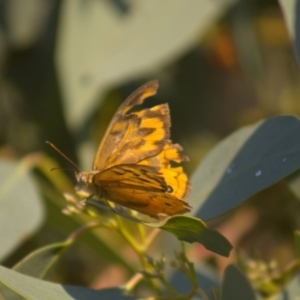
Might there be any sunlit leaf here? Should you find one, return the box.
[1,240,72,300]
[0,265,134,300]
[279,0,300,65]
[190,116,300,220]
[4,0,51,48]
[13,241,72,278]
[0,157,45,261]
[86,199,232,256]
[274,272,300,300]
[56,0,238,129]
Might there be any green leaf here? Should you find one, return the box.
[56,0,238,129]
[0,265,134,300]
[1,240,72,300]
[278,0,300,65]
[190,116,300,220]
[274,272,300,300]
[294,231,300,259]
[0,157,45,261]
[88,202,232,257]
[3,0,50,48]
[221,265,257,300]
[159,216,232,257]
[12,241,72,278]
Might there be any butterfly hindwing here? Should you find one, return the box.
[92,164,190,217]
[103,188,191,217]
[139,142,191,200]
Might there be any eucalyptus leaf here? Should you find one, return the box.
[294,231,300,259]
[4,0,51,48]
[170,263,219,295]
[279,0,300,65]
[190,116,300,220]
[1,240,73,300]
[0,265,134,300]
[56,0,237,129]
[221,265,257,300]
[87,199,232,256]
[275,272,300,300]
[159,216,232,257]
[0,158,44,261]
[12,240,72,278]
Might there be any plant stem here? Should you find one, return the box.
[144,227,161,250]
[115,214,143,253]
[123,273,144,293]
[66,221,101,242]
[114,214,162,294]
[158,274,178,296]
[137,221,146,244]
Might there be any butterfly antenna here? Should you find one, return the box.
[50,167,79,172]
[46,141,81,172]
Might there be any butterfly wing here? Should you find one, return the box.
[92,164,191,217]
[139,142,191,200]
[100,188,191,218]
[92,81,171,171]
[93,164,168,191]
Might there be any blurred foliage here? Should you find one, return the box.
[1,0,300,299]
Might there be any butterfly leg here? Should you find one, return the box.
[80,193,94,206]
[104,199,119,214]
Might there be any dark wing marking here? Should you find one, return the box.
[92,164,168,192]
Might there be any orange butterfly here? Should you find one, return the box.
[77,80,191,218]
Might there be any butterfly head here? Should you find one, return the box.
[75,171,100,197]
[76,171,93,185]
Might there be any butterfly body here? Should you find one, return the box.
[77,81,191,218]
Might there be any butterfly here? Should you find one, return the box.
[77,80,191,218]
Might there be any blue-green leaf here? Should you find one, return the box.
[221,265,257,300]
[190,116,300,220]
[279,0,300,65]
[0,158,45,261]
[0,265,134,300]
[56,0,238,129]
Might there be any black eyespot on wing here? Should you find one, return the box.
[167,185,173,193]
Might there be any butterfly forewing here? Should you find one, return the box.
[92,81,170,171]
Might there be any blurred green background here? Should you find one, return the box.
[0,0,300,292]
